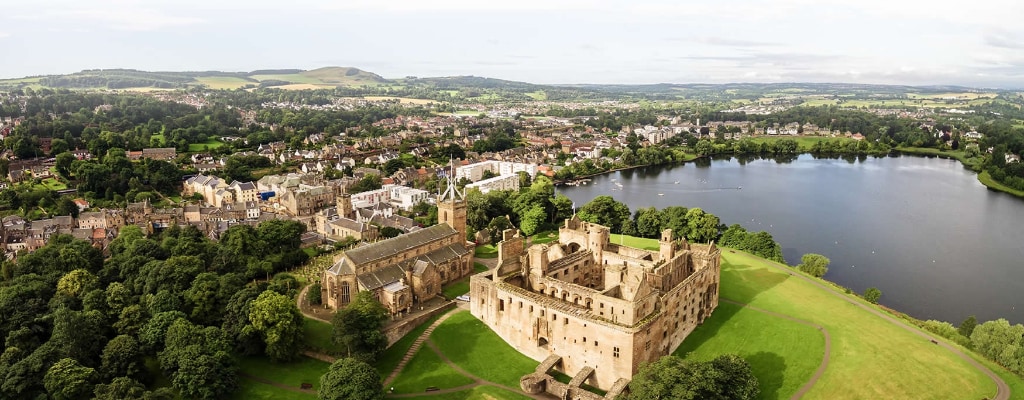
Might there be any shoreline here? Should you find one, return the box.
[556,146,1024,200]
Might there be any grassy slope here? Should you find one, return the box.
[303,317,342,355]
[674,301,824,400]
[722,250,995,399]
[979,170,1024,198]
[398,386,532,400]
[474,244,498,258]
[195,76,252,90]
[431,311,539,388]
[612,234,1000,399]
[237,356,329,390]
[390,344,475,394]
[374,312,446,376]
[232,378,316,400]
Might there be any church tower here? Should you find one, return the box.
[437,160,467,242]
[336,193,353,220]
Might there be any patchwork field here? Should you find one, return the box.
[195,76,253,90]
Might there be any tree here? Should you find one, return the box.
[93,377,175,400]
[308,282,323,305]
[695,139,713,156]
[684,207,721,243]
[247,290,305,361]
[100,335,144,381]
[519,204,546,236]
[56,268,99,298]
[797,253,830,278]
[56,152,75,178]
[634,207,663,238]
[318,357,384,400]
[44,358,96,400]
[159,319,237,400]
[332,291,388,363]
[971,319,1024,366]
[624,354,759,400]
[577,195,631,234]
[959,315,978,338]
[863,287,882,304]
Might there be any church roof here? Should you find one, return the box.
[356,264,406,291]
[343,224,457,266]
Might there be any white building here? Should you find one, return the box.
[466,174,519,194]
[389,186,429,211]
[351,184,396,209]
[455,160,537,182]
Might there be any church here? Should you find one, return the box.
[321,169,472,315]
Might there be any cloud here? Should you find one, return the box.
[318,0,604,12]
[14,5,204,31]
[0,32,10,39]
[984,31,1024,50]
[691,37,780,48]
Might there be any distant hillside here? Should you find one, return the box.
[0,67,393,91]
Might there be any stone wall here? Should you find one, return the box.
[384,301,455,346]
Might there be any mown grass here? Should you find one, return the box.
[430,311,538,388]
[374,312,447,377]
[390,345,475,394]
[303,317,342,355]
[474,244,498,258]
[442,262,489,299]
[398,385,532,400]
[187,138,226,152]
[717,249,996,399]
[232,377,316,400]
[674,301,824,400]
[529,230,558,245]
[237,355,329,390]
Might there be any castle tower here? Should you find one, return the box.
[438,159,467,242]
[336,193,353,219]
[659,229,675,262]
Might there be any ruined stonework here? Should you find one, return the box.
[470,217,721,392]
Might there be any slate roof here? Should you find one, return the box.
[343,224,457,266]
[356,264,407,291]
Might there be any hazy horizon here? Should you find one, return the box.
[4,0,1023,89]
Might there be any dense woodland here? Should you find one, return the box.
[0,220,311,399]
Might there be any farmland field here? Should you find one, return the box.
[195,76,253,89]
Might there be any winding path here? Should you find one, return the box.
[753,256,1010,400]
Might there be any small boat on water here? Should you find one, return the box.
[658,193,664,196]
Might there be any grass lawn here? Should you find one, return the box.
[303,317,342,355]
[895,147,969,163]
[675,301,825,400]
[188,138,226,152]
[251,73,323,85]
[441,263,490,299]
[398,385,532,400]
[529,230,558,245]
[600,234,1001,399]
[390,345,475,394]
[474,244,497,258]
[37,178,67,191]
[718,250,997,399]
[609,233,659,251]
[233,377,316,400]
[430,311,538,388]
[375,312,447,376]
[237,355,329,390]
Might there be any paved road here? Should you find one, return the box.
[752,255,1010,400]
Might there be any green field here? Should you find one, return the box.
[978,170,1024,198]
[251,74,324,85]
[525,90,547,100]
[473,244,497,258]
[399,386,532,400]
[431,311,539,388]
[529,231,558,245]
[238,356,329,390]
[195,76,253,90]
[719,250,997,399]
[374,312,447,376]
[187,138,226,152]
[674,301,825,399]
[303,317,342,355]
[232,377,316,400]
[441,262,490,299]
[390,343,475,394]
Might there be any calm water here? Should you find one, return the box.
[557,154,1024,325]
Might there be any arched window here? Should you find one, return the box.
[341,281,351,305]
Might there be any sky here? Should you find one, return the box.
[3,0,1024,88]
